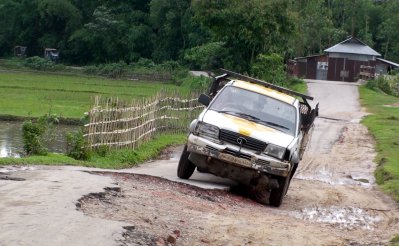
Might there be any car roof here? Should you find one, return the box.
[231,80,296,105]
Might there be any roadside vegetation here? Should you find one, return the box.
[360,78,399,202]
[0,134,186,168]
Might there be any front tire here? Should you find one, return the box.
[177,145,196,179]
[269,175,290,207]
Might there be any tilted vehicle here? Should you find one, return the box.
[177,69,318,207]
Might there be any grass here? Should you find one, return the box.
[287,78,307,94]
[0,72,187,119]
[391,235,399,245]
[359,86,399,202]
[0,134,186,168]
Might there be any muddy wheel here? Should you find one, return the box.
[269,176,290,207]
[177,145,196,179]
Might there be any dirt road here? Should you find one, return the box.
[1,79,398,245]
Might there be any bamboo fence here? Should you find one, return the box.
[84,92,204,150]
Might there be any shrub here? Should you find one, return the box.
[180,75,211,90]
[66,129,90,160]
[22,119,47,155]
[82,61,128,78]
[251,53,286,86]
[99,61,127,78]
[96,145,108,157]
[21,115,60,156]
[367,76,399,96]
[24,56,55,71]
[183,42,225,70]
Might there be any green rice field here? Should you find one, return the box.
[0,72,186,119]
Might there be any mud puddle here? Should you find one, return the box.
[292,206,382,230]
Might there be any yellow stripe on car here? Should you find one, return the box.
[223,114,278,136]
[233,80,295,104]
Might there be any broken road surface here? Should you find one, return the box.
[1,79,399,245]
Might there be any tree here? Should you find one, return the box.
[251,53,286,86]
[0,0,21,56]
[193,0,295,73]
[149,0,190,62]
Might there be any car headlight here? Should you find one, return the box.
[264,144,286,159]
[189,119,198,133]
[195,121,219,139]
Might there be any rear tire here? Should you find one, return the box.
[177,145,196,179]
[269,176,290,207]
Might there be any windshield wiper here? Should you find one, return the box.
[261,121,289,130]
[217,110,242,117]
[218,110,290,131]
[218,111,260,120]
[233,112,261,121]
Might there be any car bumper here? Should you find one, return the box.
[187,134,291,177]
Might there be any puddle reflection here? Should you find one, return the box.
[0,121,78,158]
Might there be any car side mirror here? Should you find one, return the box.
[198,94,210,106]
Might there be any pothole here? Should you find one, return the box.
[119,225,157,246]
[76,186,123,209]
[0,175,26,181]
[292,206,382,230]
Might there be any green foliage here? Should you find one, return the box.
[367,76,399,97]
[391,235,399,244]
[193,0,294,72]
[359,86,399,202]
[286,77,307,94]
[88,134,186,169]
[21,115,58,156]
[95,145,108,158]
[22,120,47,156]
[0,133,187,169]
[24,56,55,71]
[180,75,211,90]
[83,61,127,78]
[66,129,90,160]
[0,153,84,166]
[183,42,225,70]
[1,0,399,74]
[251,53,286,86]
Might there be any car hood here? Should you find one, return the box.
[202,110,295,148]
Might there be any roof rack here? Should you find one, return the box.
[220,68,314,101]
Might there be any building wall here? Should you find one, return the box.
[327,57,376,82]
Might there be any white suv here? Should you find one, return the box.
[177,70,318,207]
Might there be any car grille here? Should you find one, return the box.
[224,148,252,160]
[219,129,266,152]
[255,159,270,166]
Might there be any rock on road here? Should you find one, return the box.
[1,79,399,245]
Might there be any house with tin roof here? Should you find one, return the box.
[288,37,399,82]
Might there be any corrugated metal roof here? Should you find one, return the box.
[377,58,399,67]
[324,37,381,56]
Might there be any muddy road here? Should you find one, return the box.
[1,79,399,245]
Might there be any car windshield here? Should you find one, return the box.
[209,86,297,136]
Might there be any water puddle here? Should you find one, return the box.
[292,206,382,230]
[0,121,78,157]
